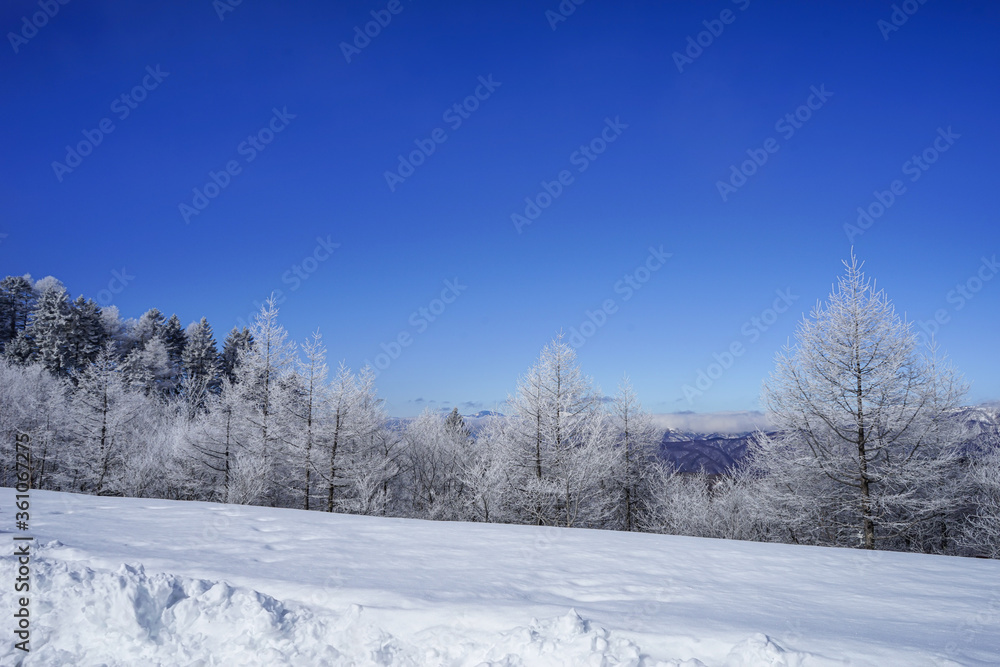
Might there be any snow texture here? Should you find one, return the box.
[1,488,998,665]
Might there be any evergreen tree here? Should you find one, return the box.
[221,327,254,383]
[161,314,187,368]
[3,331,35,365]
[32,276,64,294]
[131,308,165,350]
[121,337,178,396]
[445,407,470,441]
[25,286,72,375]
[65,296,106,372]
[118,311,185,396]
[0,275,36,352]
[99,305,129,354]
[182,317,221,409]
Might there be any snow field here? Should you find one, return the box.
[1,489,998,666]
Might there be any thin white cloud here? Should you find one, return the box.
[649,411,770,435]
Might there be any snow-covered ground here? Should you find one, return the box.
[2,489,998,666]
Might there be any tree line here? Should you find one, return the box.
[0,261,997,558]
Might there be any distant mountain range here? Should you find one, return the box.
[468,410,503,419]
[391,405,999,476]
[658,404,1000,475]
[657,431,756,476]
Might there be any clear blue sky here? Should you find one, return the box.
[3,0,998,417]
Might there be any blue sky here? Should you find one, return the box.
[2,0,998,417]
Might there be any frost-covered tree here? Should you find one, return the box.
[180,303,292,506]
[122,337,179,397]
[505,334,611,527]
[99,305,129,354]
[131,308,165,350]
[0,356,71,489]
[182,317,221,413]
[0,275,36,352]
[403,409,469,519]
[339,366,402,516]
[65,296,106,372]
[161,314,187,366]
[961,437,1000,558]
[307,363,347,510]
[221,326,254,383]
[460,414,512,523]
[313,362,355,512]
[226,296,297,505]
[32,276,64,295]
[608,376,662,531]
[646,468,769,542]
[290,331,329,510]
[186,376,241,502]
[754,253,967,550]
[445,407,470,440]
[183,318,220,385]
[22,285,72,375]
[69,344,151,495]
[9,289,105,376]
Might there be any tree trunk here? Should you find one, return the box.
[856,333,875,550]
[327,410,341,512]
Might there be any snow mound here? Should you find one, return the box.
[724,633,809,667]
[4,558,391,666]
[2,558,799,666]
[474,608,656,666]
